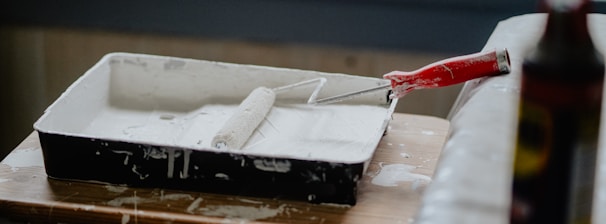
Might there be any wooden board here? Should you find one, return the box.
[0,113,449,224]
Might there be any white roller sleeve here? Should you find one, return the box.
[212,87,276,150]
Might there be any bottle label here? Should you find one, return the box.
[513,100,553,178]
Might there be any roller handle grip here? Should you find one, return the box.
[383,48,511,98]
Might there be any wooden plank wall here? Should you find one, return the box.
[0,26,461,159]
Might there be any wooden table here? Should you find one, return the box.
[0,113,449,223]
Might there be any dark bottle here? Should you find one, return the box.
[510,0,604,223]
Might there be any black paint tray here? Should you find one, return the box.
[33,53,396,205]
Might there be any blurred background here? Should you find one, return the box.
[2,0,600,160]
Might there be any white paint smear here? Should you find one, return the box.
[105,185,129,193]
[107,196,154,207]
[371,164,431,187]
[239,198,264,204]
[1,148,44,171]
[186,197,204,214]
[320,203,352,208]
[199,205,286,221]
[421,130,435,135]
[253,159,291,173]
[81,205,96,211]
[121,214,130,224]
[108,193,195,207]
[162,193,194,201]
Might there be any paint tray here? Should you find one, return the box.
[33,52,396,205]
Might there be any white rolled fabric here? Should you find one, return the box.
[212,87,276,150]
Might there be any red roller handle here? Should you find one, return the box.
[383,48,511,98]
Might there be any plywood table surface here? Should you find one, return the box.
[0,113,449,224]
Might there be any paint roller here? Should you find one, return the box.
[212,78,327,150]
[212,87,276,150]
[212,48,511,150]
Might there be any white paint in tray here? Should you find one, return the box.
[78,103,389,163]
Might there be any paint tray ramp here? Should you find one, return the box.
[34,52,396,205]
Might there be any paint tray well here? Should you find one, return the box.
[34,52,396,205]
